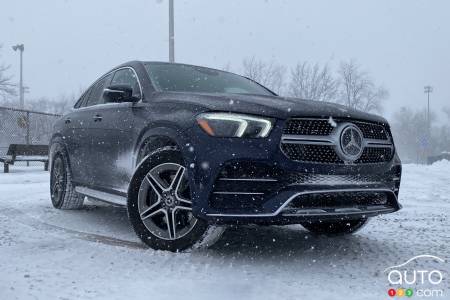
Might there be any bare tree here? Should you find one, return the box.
[242,57,286,94]
[287,62,338,102]
[25,91,80,115]
[222,62,232,72]
[338,60,388,112]
[0,45,17,101]
[391,107,420,162]
[390,107,440,163]
[443,107,450,120]
[0,92,79,115]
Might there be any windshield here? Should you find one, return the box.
[144,62,274,96]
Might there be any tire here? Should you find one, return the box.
[127,146,216,252]
[301,218,368,236]
[50,144,84,210]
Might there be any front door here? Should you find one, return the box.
[77,73,114,188]
[88,68,142,192]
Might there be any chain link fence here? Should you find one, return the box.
[0,106,61,165]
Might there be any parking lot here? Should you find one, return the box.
[0,162,449,300]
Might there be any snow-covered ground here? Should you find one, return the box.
[0,162,449,300]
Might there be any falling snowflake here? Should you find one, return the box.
[328,116,337,128]
[201,161,209,170]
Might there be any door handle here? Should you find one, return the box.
[64,118,71,124]
[93,114,103,122]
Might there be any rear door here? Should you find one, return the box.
[63,89,93,186]
[88,68,142,192]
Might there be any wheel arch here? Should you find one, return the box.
[49,135,71,172]
[133,124,194,165]
[129,126,193,199]
[135,135,178,165]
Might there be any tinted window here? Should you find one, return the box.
[74,93,85,109]
[110,68,141,99]
[74,88,92,108]
[144,63,273,96]
[85,73,113,107]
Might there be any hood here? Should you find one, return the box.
[151,92,388,124]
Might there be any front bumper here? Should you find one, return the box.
[182,119,402,225]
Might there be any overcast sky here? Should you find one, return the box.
[1,0,449,121]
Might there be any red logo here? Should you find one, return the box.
[388,289,396,297]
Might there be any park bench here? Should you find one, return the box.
[0,144,49,173]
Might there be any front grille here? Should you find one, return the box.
[287,173,386,186]
[283,118,390,140]
[281,118,394,164]
[282,144,393,164]
[284,119,333,136]
[356,147,393,164]
[352,121,389,140]
[281,144,343,164]
[287,191,389,209]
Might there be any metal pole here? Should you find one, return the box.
[19,49,23,109]
[12,44,25,109]
[26,112,30,145]
[427,92,430,165]
[169,0,175,63]
[26,111,30,167]
[424,85,433,164]
[424,86,432,137]
[427,91,430,134]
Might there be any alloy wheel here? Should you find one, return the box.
[137,163,197,240]
[51,156,66,204]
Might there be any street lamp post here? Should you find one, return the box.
[12,44,25,109]
[424,85,433,163]
[169,0,175,63]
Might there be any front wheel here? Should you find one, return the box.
[301,218,369,236]
[127,147,222,251]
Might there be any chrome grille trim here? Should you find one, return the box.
[218,178,278,182]
[281,206,395,217]
[281,134,334,145]
[212,191,265,195]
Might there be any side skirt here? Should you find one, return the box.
[74,186,127,207]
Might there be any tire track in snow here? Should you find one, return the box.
[0,207,147,250]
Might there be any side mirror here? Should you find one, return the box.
[103,85,138,103]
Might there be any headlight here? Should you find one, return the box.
[196,113,273,138]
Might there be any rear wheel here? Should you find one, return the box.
[128,147,222,251]
[301,218,368,236]
[50,149,84,210]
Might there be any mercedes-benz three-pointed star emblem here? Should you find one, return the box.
[339,124,364,161]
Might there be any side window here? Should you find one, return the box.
[85,73,113,107]
[74,88,92,108]
[81,88,92,107]
[74,94,85,109]
[110,68,141,99]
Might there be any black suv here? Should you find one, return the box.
[50,61,402,251]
